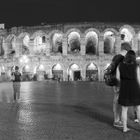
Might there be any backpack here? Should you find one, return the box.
[104,54,124,86]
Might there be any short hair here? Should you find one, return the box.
[121,42,131,51]
[15,66,19,70]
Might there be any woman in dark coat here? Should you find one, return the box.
[116,50,140,132]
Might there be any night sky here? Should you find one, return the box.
[0,0,140,28]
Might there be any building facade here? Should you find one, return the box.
[0,22,140,82]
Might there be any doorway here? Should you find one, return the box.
[74,71,81,81]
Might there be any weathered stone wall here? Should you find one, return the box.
[0,22,140,82]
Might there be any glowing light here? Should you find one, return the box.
[137,57,140,60]
[53,64,62,70]
[25,65,30,71]
[70,64,80,70]
[39,64,44,71]
[20,55,29,64]
[87,63,97,70]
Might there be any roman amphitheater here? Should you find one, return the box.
[0,22,139,82]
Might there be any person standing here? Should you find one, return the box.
[11,66,22,102]
[112,43,131,128]
[116,50,140,132]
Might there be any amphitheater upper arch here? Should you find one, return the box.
[31,30,48,39]
[119,24,135,36]
[103,28,118,36]
[5,34,17,41]
[84,28,100,37]
[18,32,31,39]
[48,30,64,38]
[64,28,82,38]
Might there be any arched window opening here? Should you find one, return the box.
[104,31,115,54]
[86,63,98,81]
[22,65,32,81]
[22,35,30,55]
[85,31,98,55]
[0,37,4,56]
[34,36,46,55]
[52,64,63,81]
[35,64,46,81]
[68,32,81,54]
[8,36,16,56]
[52,33,63,53]
[42,36,46,43]
[68,64,81,81]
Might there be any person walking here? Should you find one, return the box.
[116,50,140,132]
[11,66,22,102]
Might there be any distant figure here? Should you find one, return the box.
[116,50,140,132]
[11,66,21,102]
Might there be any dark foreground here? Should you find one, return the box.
[0,81,140,140]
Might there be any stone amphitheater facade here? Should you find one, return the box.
[0,22,140,82]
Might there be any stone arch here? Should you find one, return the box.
[0,65,5,75]
[0,36,4,57]
[21,65,33,81]
[49,30,64,54]
[18,32,31,55]
[5,34,17,56]
[84,29,99,55]
[31,30,48,55]
[119,25,135,48]
[66,31,81,54]
[52,63,63,80]
[67,63,81,81]
[31,30,47,39]
[65,29,81,54]
[86,63,98,81]
[103,30,116,54]
[33,64,46,81]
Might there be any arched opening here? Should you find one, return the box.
[86,63,98,81]
[104,31,115,54]
[52,64,63,81]
[34,36,46,55]
[68,32,81,54]
[68,64,81,81]
[35,64,46,81]
[7,36,16,57]
[85,31,98,55]
[22,35,30,55]
[22,65,32,81]
[120,28,133,46]
[52,33,63,54]
[0,36,4,56]
[0,65,8,82]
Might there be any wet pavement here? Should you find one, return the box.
[0,81,140,140]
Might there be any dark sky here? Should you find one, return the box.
[0,0,140,28]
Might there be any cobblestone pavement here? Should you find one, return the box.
[0,81,140,140]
